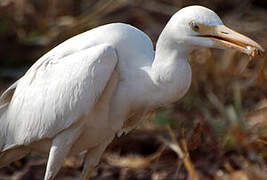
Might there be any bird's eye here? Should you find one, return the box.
[189,21,200,32]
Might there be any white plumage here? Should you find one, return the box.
[0,5,263,180]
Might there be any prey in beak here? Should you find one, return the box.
[190,22,264,57]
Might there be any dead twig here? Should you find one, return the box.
[159,125,199,180]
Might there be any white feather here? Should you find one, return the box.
[0,5,244,180]
[1,44,118,151]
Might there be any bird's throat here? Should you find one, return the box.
[150,50,192,107]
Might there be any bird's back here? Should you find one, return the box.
[38,23,155,77]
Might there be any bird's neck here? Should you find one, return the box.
[153,27,189,67]
[149,30,192,106]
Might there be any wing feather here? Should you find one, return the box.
[0,44,118,151]
[0,80,18,107]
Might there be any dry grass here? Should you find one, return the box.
[0,0,266,179]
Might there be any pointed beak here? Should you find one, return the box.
[199,25,264,57]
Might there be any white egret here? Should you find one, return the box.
[0,5,263,180]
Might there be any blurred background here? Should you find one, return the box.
[0,0,266,179]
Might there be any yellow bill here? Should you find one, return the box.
[197,24,264,57]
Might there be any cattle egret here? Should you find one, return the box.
[0,5,264,180]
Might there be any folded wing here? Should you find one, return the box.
[0,44,118,151]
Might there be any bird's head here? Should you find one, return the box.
[163,6,264,57]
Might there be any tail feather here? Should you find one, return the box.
[0,104,28,167]
[0,104,7,151]
[0,80,18,107]
[0,97,11,153]
[0,81,17,152]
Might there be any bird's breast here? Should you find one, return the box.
[150,60,192,107]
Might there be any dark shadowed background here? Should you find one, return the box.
[0,0,266,179]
